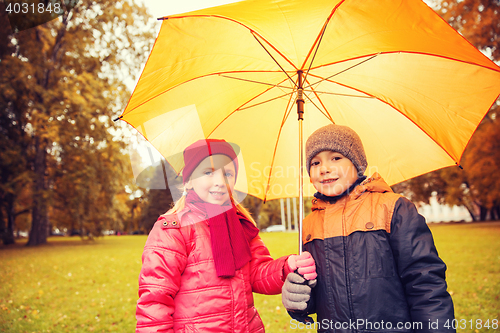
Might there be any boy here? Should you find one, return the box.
[282,124,455,332]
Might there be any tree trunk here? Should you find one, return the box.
[0,204,5,244]
[4,194,16,245]
[0,201,14,245]
[479,205,488,221]
[27,136,49,246]
[464,205,477,222]
[493,205,500,221]
[252,199,264,229]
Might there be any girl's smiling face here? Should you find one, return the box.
[185,154,236,205]
[309,150,358,197]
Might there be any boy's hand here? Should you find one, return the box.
[287,251,317,280]
[282,272,316,311]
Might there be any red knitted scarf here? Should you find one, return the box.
[186,191,259,277]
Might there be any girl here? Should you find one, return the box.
[136,139,316,333]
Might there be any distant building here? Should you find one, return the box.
[417,195,472,223]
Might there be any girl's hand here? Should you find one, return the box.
[287,252,317,280]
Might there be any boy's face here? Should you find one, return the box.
[186,154,236,205]
[309,150,358,197]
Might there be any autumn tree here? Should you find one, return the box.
[241,195,264,228]
[394,0,500,221]
[457,118,500,220]
[437,0,499,220]
[0,2,34,244]
[438,0,499,61]
[257,200,283,230]
[135,159,176,233]
[393,118,500,221]
[0,0,155,245]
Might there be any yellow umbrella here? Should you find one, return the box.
[118,0,500,249]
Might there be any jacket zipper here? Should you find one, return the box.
[341,196,357,333]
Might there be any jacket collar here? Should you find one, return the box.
[314,176,367,204]
[160,200,207,226]
[311,173,393,211]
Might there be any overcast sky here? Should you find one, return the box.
[139,0,436,19]
[139,0,241,20]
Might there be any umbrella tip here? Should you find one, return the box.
[457,163,464,170]
[113,116,123,122]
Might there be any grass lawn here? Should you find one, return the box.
[1,222,499,332]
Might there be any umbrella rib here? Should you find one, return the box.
[308,73,390,108]
[232,75,296,111]
[203,83,296,203]
[123,70,290,115]
[163,14,300,70]
[251,32,298,89]
[206,76,292,136]
[263,93,297,202]
[301,0,345,80]
[301,11,331,84]
[305,51,500,74]
[218,74,294,90]
[304,93,333,122]
[302,76,334,122]
[308,75,464,166]
[303,90,374,98]
[237,92,295,111]
[305,53,380,90]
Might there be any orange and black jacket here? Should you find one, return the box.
[293,174,455,333]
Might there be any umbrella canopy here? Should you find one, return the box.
[120,0,500,203]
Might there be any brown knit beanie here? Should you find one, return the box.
[305,124,367,177]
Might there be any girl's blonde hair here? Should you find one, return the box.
[165,191,257,226]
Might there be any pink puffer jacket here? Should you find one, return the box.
[136,204,291,333]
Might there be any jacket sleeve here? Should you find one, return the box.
[248,234,291,295]
[389,197,455,332]
[136,219,188,333]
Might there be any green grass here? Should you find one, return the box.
[0,236,145,333]
[1,223,499,333]
[429,222,500,329]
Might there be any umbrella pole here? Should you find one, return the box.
[297,71,304,254]
[298,117,304,254]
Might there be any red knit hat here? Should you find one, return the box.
[182,139,239,184]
